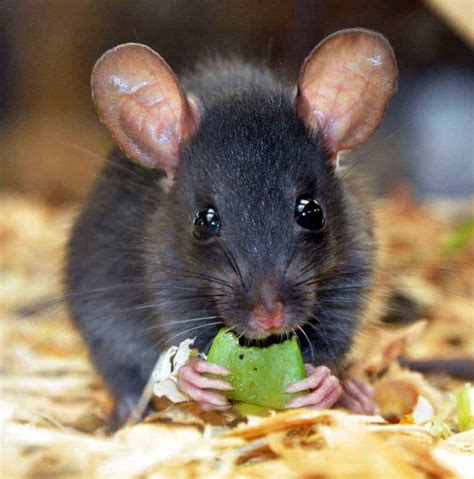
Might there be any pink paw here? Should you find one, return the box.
[177,357,233,411]
[286,364,343,409]
[337,376,380,415]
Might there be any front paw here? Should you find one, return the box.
[337,376,380,415]
[177,357,233,411]
[286,364,343,409]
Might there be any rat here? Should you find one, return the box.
[65,28,399,429]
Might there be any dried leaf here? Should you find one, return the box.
[152,338,198,403]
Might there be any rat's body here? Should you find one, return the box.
[66,29,398,427]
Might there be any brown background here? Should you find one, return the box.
[1,0,472,204]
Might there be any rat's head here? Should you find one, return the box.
[91,29,397,357]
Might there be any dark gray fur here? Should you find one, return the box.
[66,59,375,428]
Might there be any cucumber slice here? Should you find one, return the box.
[207,329,306,409]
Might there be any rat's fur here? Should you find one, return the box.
[66,59,375,427]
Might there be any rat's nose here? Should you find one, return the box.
[251,301,284,330]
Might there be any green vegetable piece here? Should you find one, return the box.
[207,329,306,409]
[442,217,474,256]
[455,383,474,432]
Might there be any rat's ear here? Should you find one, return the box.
[91,43,198,177]
[296,29,397,162]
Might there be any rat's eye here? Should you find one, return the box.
[193,207,221,240]
[294,196,325,232]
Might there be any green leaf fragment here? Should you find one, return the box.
[207,329,307,409]
[455,383,474,432]
[442,217,474,256]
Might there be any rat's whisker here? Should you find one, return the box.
[156,262,234,290]
[78,305,217,338]
[306,315,336,364]
[297,324,314,365]
[142,321,223,349]
[218,242,247,291]
[158,315,219,328]
[339,126,404,180]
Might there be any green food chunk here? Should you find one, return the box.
[207,329,306,409]
[442,217,474,256]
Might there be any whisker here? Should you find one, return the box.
[153,321,223,349]
[218,242,246,291]
[297,324,314,364]
[108,321,223,351]
[77,306,215,337]
[157,315,219,328]
[339,127,403,180]
[156,262,234,290]
[306,315,337,363]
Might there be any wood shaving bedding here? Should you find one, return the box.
[1,192,473,478]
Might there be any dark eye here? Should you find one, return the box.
[193,207,221,240]
[294,196,325,232]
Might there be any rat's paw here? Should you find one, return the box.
[337,376,380,415]
[177,357,233,411]
[286,364,343,409]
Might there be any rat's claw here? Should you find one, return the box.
[337,376,379,415]
[177,358,232,411]
[287,364,343,409]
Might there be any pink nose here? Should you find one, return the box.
[251,301,284,330]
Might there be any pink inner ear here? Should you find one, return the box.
[91,43,198,175]
[296,29,398,158]
[117,83,184,173]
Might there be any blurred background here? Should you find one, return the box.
[0,0,473,205]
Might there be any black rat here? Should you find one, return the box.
[66,28,398,428]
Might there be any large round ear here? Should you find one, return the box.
[296,28,398,162]
[91,43,198,177]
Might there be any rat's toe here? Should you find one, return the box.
[286,365,331,393]
[193,358,230,376]
[179,360,232,391]
[178,375,229,407]
[288,374,342,408]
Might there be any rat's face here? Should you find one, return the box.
[174,93,360,347]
